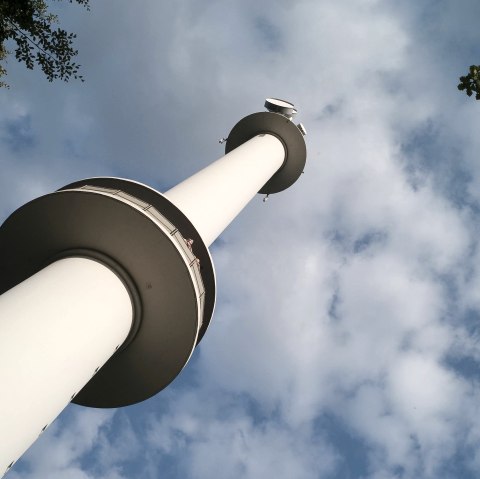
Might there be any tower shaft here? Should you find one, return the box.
[0,258,132,474]
[0,99,307,477]
[164,133,285,246]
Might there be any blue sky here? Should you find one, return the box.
[1,0,480,477]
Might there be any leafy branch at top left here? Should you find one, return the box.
[0,0,90,88]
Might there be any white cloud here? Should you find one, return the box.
[147,390,338,479]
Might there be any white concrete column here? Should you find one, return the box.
[0,258,133,476]
[164,133,285,246]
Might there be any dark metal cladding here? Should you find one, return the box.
[59,178,216,346]
[0,187,213,407]
[225,111,307,194]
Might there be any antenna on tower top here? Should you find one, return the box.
[264,98,297,119]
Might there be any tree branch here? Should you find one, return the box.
[4,17,60,65]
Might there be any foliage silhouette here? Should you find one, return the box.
[458,65,480,100]
[0,0,89,88]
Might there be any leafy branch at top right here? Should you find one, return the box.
[458,65,480,100]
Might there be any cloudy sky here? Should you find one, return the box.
[1,0,480,477]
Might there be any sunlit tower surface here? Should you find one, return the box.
[0,99,307,476]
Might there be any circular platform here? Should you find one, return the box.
[0,188,205,407]
[59,178,216,345]
[225,111,307,194]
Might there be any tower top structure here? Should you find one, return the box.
[225,98,306,195]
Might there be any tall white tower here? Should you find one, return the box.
[0,99,306,476]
